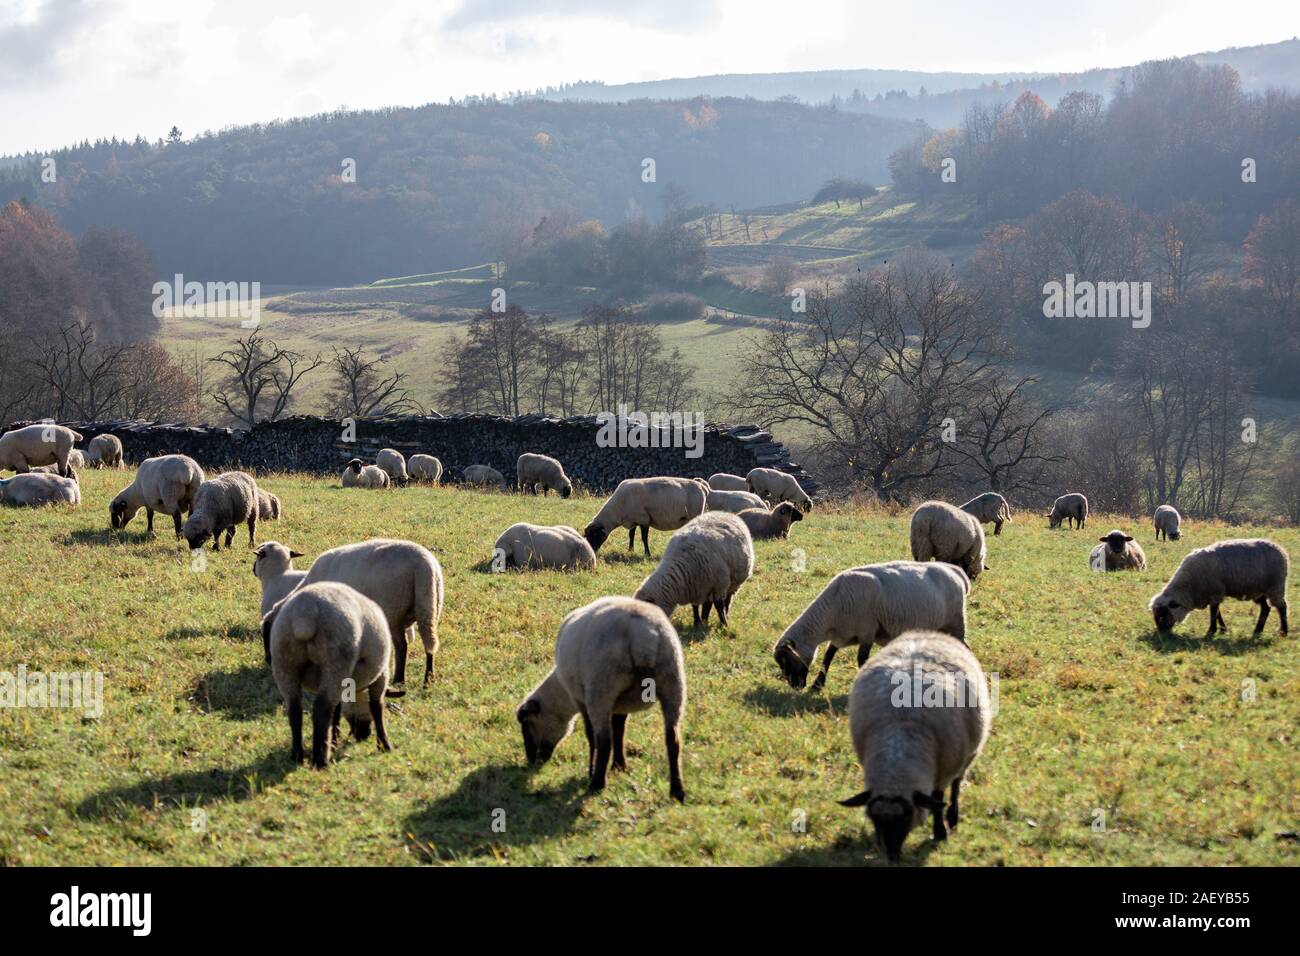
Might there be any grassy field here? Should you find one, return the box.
[0,468,1296,866]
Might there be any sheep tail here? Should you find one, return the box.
[289,604,318,642]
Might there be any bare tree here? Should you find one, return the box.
[208,330,323,427]
[27,320,135,420]
[325,346,420,418]
[949,376,1063,493]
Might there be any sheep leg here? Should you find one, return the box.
[145,508,156,536]
[1216,606,1228,632]
[993,520,1002,536]
[641,525,651,556]
[628,526,636,551]
[714,600,728,627]
[331,703,343,748]
[392,627,409,687]
[170,509,183,537]
[247,515,257,546]
[589,719,612,793]
[581,709,596,775]
[311,695,335,768]
[368,689,392,752]
[810,644,837,692]
[611,714,628,771]
[224,526,236,549]
[1254,599,1270,635]
[931,789,947,841]
[857,643,871,667]
[947,775,963,831]
[700,603,711,624]
[1278,601,1288,635]
[287,694,305,764]
[661,696,685,802]
[1205,604,1220,636]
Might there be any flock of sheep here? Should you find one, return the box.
[1,421,1292,863]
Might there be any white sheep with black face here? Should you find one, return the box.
[341,459,389,489]
[375,449,409,486]
[516,452,572,498]
[738,502,804,540]
[109,454,205,537]
[0,423,83,477]
[707,473,749,492]
[634,511,754,628]
[959,492,1012,536]
[1047,493,1089,529]
[253,541,306,618]
[408,454,443,483]
[705,489,768,514]
[493,523,596,571]
[181,472,260,552]
[583,477,707,556]
[746,467,812,513]
[0,472,80,507]
[1090,529,1146,571]
[910,500,988,583]
[1149,538,1289,637]
[1153,505,1182,541]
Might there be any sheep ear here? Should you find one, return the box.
[289,550,304,558]
[1099,537,1107,543]
[912,791,944,812]
[838,790,871,807]
[1123,535,1133,542]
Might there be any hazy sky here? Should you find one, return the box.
[1,0,1295,154]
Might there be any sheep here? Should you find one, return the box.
[705,489,768,514]
[294,538,445,689]
[708,473,750,492]
[462,464,507,490]
[109,454,205,537]
[959,492,1012,536]
[375,448,409,486]
[909,500,988,583]
[0,472,80,507]
[746,467,812,513]
[838,630,992,862]
[634,511,754,628]
[1047,492,1088,529]
[516,595,686,801]
[1154,505,1182,541]
[256,488,282,521]
[1149,538,1289,637]
[0,423,83,477]
[493,522,596,571]
[1090,530,1147,572]
[85,433,124,469]
[738,502,804,540]
[773,560,970,692]
[408,454,443,483]
[253,541,306,618]
[517,452,572,498]
[266,581,394,767]
[181,471,260,552]
[583,476,708,556]
[67,450,86,471]
[340,458,390,489]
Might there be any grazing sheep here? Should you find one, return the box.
[109,454,205,537]
[634,511,754,627]
[705,489,768,514]
[1149,538,1289,637]
[910,501,988,583]
[773,560,970,692]
[746,467,813,513]
[181,471,260,552]
[494,522,596,571]
[738,502,804,540]
[516,595,686,801]
[1047,493,1088,529]
[297,538,445,688]
[253,541,306,618]
[0,472,80,507]
[462,464,507,490]
[375,448,409,486]
[708,473,750,492]
[66,449,86,471]
[85,433,124,469]
[0,423,83,477]
[959,492,1012,536]
[266,581,394,767]
[1154,505,1182,542]
[341,458,390,489]
[839,630,993,862]
[517,452,572,498]
[408,454,443,483]
[1090,530,1147,572]
[256,489,282,521]
[583,476,708,556]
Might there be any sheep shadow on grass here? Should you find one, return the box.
[1139,628,1274,657]
[73,751,292,821]
[64,528,158,547]
[742,684,848,717]
[402,763,587,861]
[186,663,280,720]
[163,622,260,643]
[775,832,943,867]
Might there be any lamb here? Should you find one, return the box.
[708,473,750,492]
[294,538,445,688]
[85,433,124,469]
[493,522,596,571]
[1047,492,1089,529]
[375,448,409,486]
[266,581,394,767]
[1090,530,1147,572]
[408,454,443,483]
[910,500,988,583]
[253,541,306,618]
[517,452,572,498]
[738,502,804,540]
[181,471,260,552]
[256,489,282,521]
[838,630,993,862]
[0,472,80,507]
[341,458,390,489]
[516,595,686,801]
[773,560,970,692]
[746,467,813,513]
[67,450,86,471]
[109,454,205,537]
[1154,505,1182,541]
[583,476,708,556]
[1149,538,1289,637]
[634,511,754,628]
[0,423,83,477]
[705,489,768,514]
[462,464,507,490]
[959,492,1012,536]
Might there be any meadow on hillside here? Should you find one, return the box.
[0,468,1296,866]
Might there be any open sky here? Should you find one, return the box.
[1,0,1295,154]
